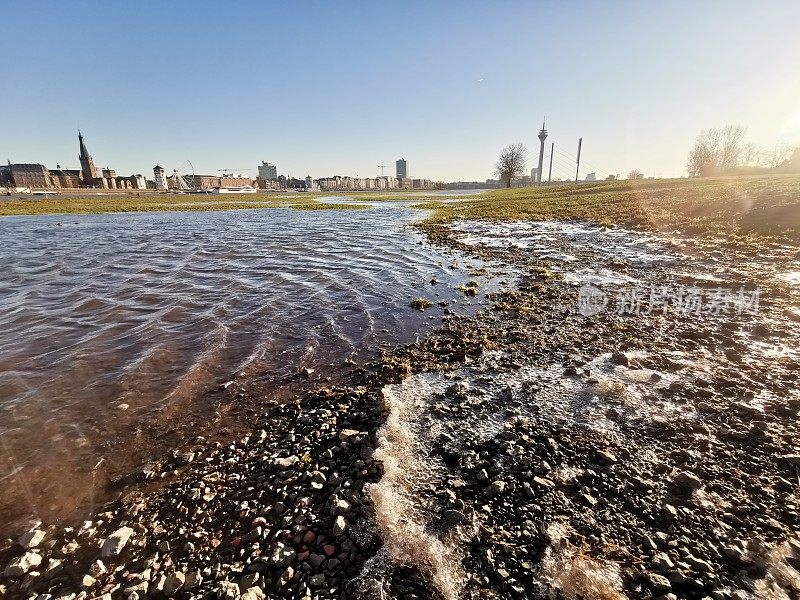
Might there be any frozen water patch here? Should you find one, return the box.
[450,220,684,268]
[780,270,800,286]
[563,268,638,287]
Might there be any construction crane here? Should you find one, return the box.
[378,165,389,176]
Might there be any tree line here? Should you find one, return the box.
[687,125,799,177]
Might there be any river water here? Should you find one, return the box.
[0,206,496,534]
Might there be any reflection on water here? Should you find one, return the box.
[0,206,490,533]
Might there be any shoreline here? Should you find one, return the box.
[1,185,800,598]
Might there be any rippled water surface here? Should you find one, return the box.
[0,206,494,533]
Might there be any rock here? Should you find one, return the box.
[101,526,134,557]
[274,456,299,469]
[672,471,703,491]
[81,574,96,589]
[641,535,658,551]
[217,581,240,600]
[339,429,362,441]
[124,581,149,596]
[279,566,294,586]
[685,554,713,572]
[442,510,466,526]
[653,553,675,571]
[611,352,629,366]
[645,573,672,591]
[333,515,347,535]
[184,570,202,591]
[241,587,265,600]
[776,454,800,467]
[241,527,261,542]
[596,449,619,464]
[308,553,326,567]
[270,545,296,568]
[42,558,63,579]
[4,552,42,578]
[532,476,556,489]
[491,480,506,494]
[308,574,326,587]
[310,471,327,489]
[89,560,107,577]
[163,571,186,597]
[19,529,46,549]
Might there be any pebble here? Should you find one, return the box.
[100,526,134,557]
[333,515,347,535]
[18,529,46,549]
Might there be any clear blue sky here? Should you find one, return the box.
[2,0,799,181]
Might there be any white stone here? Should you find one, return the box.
[101,526,134,557]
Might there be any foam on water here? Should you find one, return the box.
[367,375,467,599]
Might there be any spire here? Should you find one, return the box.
[78,130,90,160]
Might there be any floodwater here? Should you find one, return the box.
[0,206,498,534]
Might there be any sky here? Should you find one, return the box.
[1,0,800,182]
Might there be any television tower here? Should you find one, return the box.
[537,120,548,184]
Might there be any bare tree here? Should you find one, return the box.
[765,142,793,169]
[740,142,763,167]
[495,143,527,188]
[686,125,746,176]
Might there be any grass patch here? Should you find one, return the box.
[0,193,366,216]
[417,175,800,243]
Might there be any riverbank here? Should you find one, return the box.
[1,180,799,599]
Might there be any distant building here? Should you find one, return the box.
[444,180,504,190]
[0,164,12,187]
[170,174,255,190]
[153,165,168,190]
[2,133,143,191]
[305,175,313,190]
[258,161,278,181]
[396,158,407,179]
[50,165,83,188]
[131,174,147,189]
[585,172,597,182]
[8,164,53,188]
[412,178,434,189]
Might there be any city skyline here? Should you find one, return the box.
[1,1,799,181]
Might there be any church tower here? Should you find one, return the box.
[78,131,98,183]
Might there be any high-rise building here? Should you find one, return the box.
[258,161,278,181]
[396,158,407,179]
[78,131,99,182]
